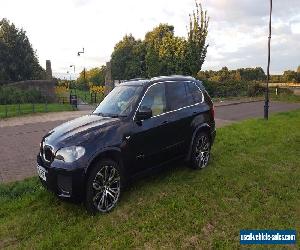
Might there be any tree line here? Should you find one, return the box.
[270,67,300,83]
[0,18,45,83]
[198,67,266,82]
[110,1,209,80]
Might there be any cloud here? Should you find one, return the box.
[1,0,299,76]
[200,0,300,73]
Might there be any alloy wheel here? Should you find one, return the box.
[92,165,121,212]
[194,135,210,168]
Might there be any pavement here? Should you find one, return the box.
[0,101,299,184]
[214,101,300,127]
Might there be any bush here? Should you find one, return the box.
[201,80,264,98]
[0,86,45,104]
[247,82,265,97]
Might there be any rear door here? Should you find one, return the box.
[164,81,204,156]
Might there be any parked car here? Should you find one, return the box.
[37,75,216,213]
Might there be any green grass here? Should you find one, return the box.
[1,110,300,248]
[270,93,300,103]
[0,103,75,118]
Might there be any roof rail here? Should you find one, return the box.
[150,75,196,81]
[124,78,148,82]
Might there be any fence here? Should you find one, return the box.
[70,89,104,105]
[0,95,75,118]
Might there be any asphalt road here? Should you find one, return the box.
[0,101,299,183]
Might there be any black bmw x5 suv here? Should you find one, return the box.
[37,75,216,213]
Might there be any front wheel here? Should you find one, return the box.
[190,132,211,169]
[85,159,122,214]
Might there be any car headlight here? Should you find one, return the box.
[55,146,85,163]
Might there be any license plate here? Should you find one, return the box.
[37,165,47,181]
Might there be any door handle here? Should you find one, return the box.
[124,133,132,141]
[161,120,168,124]
[136,153,145,160]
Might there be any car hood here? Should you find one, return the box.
[43,114,120,149]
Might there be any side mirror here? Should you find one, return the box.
[136,106,152,121]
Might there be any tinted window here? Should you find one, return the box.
[93,85,142,117]
[139,83,166,116]
[186,82,203,104]
[166,82,190,111]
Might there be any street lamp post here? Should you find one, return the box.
[70,65,75,74]
[77,48,84,56]
[67,71,71,89]
[264,0,272,120]
[77,48,86,82]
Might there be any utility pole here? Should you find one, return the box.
[264,0,272,120]
[77,48,85,82]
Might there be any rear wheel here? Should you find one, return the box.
[86,159,122,214]
[190,132,211,169]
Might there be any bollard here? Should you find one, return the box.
[18,103,21,115]
[45,101,48,112]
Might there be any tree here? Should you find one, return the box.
[109,1,209,79]
[197,67,266,82]
[233,71,242,81]
[111,34,146,80]
[297,66,300,83]
[238,67,266,81]
[77,66,106,85]
[144,24,175,77]
[159,35,187,75]
[283,70,297,82]
[185,1,209,76]
[0,18,45,82]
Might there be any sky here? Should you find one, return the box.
[1,0,300,79]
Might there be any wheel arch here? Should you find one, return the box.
[85,147,123,180]
[186,123,211,161]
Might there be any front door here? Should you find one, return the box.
[129,82,171,172]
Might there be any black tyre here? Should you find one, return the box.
[86,159,122,214]
[190,132,211,169]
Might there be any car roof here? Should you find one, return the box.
[121,75,197,87]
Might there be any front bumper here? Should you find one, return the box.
[37,154,86,200]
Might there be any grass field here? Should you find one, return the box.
[0,103,75,118]
[270,93,300,103]
[0,110,300,248]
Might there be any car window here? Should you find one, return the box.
[186,82,203,104]
[93,85,142,117]
[166,82,190,111]
[139,83,166,116]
